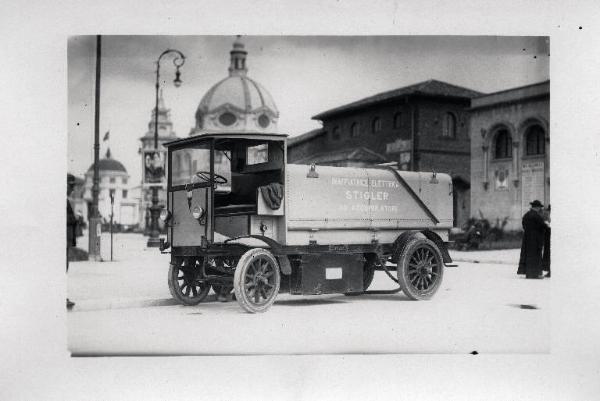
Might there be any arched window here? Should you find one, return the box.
[332,126,340,140]
[371,117,381,134]
[494,129,513,159]
[351,122,360,137]
[393,112,402,129]
[443,112,457,138]
[525,125,545,155]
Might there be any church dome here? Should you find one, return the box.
[87,149,127,173]
[193,37,279,134]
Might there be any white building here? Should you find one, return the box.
[83,149,139,228]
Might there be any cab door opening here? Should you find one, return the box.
[212,138,285,244]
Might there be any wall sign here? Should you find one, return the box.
[521,160,545,213]
[494,168,509,190]
[386,139,412,154]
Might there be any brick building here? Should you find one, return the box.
[288,80,482,228]
[469,81,549,231]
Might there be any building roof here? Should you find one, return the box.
[87,149,127,173]
[193,37,279,135]
[287,128,325,147]
[470,80,549,110]
[199,77,278,117]
[292,147,388,165]
[312,79,483,120]
[87,158,127,173]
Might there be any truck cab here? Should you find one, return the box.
[165,133,287,248]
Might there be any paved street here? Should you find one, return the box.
[68,233,549,355]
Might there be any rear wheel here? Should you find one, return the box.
[206,257,237,301]
[212,284,233,295]
[212,284,234,301]
[396,238,444,300]
[233,249,280,313]
[168,257,211,305]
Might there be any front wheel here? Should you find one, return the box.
[233,249,281,313]
[396,238,444,300]
[168,257,211,305]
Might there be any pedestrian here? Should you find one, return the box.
[542,205,551,277]
[517,200,546,279]
[67,173,78,309]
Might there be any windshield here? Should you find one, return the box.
[170,142,231,191]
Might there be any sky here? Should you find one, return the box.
[68,35,549,185]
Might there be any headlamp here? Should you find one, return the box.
[192,206,204,220]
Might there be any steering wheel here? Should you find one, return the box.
[195,171,228,185]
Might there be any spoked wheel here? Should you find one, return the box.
[396,238,444,300]
[212,284,234,300]
[168,257,211,305]
[206,257,236,301]
[233,249,281,313]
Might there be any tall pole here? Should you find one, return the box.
[147,49,185,247]
[89,35,102,261]
[110,193,114,261]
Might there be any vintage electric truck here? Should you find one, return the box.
[159,132,455,313]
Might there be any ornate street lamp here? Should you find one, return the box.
[147,49,185,247]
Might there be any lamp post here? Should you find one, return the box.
[89,35,103,261]
[147,49,185,247]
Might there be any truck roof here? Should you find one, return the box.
[163,132,288,148]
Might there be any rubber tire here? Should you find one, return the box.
[396,238,444,300]
[233,248,281,313]
[168,258,211,305]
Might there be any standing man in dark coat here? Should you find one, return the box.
[67,174,77,309]
[518,200,546,279]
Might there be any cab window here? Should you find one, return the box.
[247,143,268,165]
[170,142,211,187]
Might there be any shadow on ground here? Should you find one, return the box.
[330,293,413,302]
[274,298,348,307]
[70,297,180,312]
[508,303,540,310]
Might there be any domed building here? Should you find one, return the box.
[190,36,279,135]
[83,148,139,229]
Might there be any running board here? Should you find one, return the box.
[444,263,458,267]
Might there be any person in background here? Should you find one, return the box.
[542,205,551,278]
[517,200,546,279]
[67,174,78,309]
